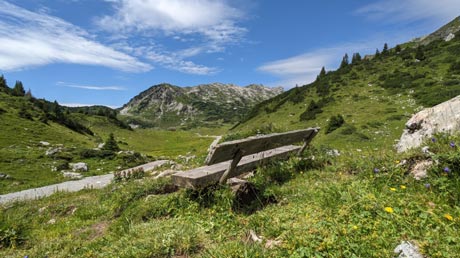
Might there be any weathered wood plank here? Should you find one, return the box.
[172,145,301,189]
[205,128,319,165]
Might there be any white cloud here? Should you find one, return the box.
[356,0,460,24]
[258,42,378,88]
[57,81,126,91]
[98,0,247,52]
[144,50,218,75]
[60,103,120,109]
[0,1,152,72]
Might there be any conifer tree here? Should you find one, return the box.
[12,81,25,96]
[415,46,425,61]
[25,89,33,99]
[0,75,8,94]
[340,53,349,69]
[317,66,326,80]
[375,49,381,58]
[352,53,362,64]
[103,133,120,152]
[382,43,389,55]
[395,45,402,53]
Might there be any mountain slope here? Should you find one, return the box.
[119,83,283,129]
[235,16,460,150]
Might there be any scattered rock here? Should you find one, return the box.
[70,162,88,172]
[97,143,105,149]
[397,95,460,152]
[326,149,341,157]
[421,146,432,155]
[411,160,433,180]
[445,33,455,42]
[62,171,83,179]
[265,239,283,249]
[38,206,48,214]
[39,141,50,146]
[47,218,56,225]
[394,241,424,258]
[248,230,262,243]
[0,173,11,180]
[45,147,62,156]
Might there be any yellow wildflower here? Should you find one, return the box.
[390,187,396,191]
[400,185,406,189]
[352,225,358,230]
[384,207,394,213]
[444,214,454,221]
[395,160,400,164]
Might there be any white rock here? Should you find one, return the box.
[396,95,460,152]
[394,241,424,258]
[70,162,88,172]
[62,171,83,179]
[445,33,455,42]
[45,147,62,156]
[39,141,50,146]
[411,160,433,180]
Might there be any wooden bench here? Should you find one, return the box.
[172,128,320,189]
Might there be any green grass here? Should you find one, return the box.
[0,93,217,194]
[235,34,460,151]
[1,135,459,257]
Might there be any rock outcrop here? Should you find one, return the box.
[396,95,460,152]
[119,83,283,128]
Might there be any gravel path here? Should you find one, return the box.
[0,160,170,205]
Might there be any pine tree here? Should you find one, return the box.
[12,81,25,96]
[375,49,381,59]
[415,46,425,61]
[53,100,64,122]
[382,43,389,55]
[0,75,8,94]
[340,53,349,69]
[103,133,120,152]
[25,89,33,99]
[352,53,362,64]
[395,45,402,53]
[317,66,327,80]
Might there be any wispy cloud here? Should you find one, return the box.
[60,103,120,109]
[97,0,247,73]
[98,0,246,44]
[57,81,126,91]
[258,42,378,88]
[111,42,218,75]
[0,1,152,72]
[356,0,460,24]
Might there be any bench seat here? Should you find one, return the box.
[172,145,301,189]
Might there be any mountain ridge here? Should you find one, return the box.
[120,82,283,129]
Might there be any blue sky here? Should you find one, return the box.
[1,0,460,107]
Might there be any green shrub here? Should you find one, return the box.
[325,114,345,134]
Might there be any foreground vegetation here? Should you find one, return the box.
[0,88,215,194]
[1,133,459,257]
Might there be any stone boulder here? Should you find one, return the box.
[70,162,88,172]
[396,95,460,152]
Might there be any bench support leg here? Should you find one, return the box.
[219,150,243,184]
[297,128,319,156]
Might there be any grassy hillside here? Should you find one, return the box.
[1,134,459,257]
[234,27,460,152]
[0,91,215,194]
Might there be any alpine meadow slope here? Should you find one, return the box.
[234,16,460,151]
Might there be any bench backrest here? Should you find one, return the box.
[205,127,319,165]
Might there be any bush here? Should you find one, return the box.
[299,100,323,121]
[114,167,145,182]
[325,115,345,134]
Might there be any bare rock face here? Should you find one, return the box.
[396,95,460,152]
